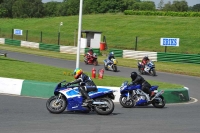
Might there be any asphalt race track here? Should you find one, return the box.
[0,50,200,133]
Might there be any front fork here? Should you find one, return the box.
[126,91,133,101]
[55,93,62,104]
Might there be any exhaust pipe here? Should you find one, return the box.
[92,101,107,105]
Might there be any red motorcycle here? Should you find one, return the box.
[84,53,98,66]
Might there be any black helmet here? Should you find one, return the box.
[130,72,137,80]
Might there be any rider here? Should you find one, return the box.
[130,71,155,98]
[67,68,97,106]
[141,55,150,70]
[106,51,115,66]
[88,48,94,57]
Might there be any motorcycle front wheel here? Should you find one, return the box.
[119,96,134,108]
[46,95,67,114]
[93,60,98,66]
[104,63,108,70]
[113,65,117,72]
[150,68,156,76]
[94,98,114,115]
[152,95,165,108]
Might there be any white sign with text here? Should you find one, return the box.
[160,38,179,46]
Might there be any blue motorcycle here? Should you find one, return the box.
[138,60,156,76]
[46,80,115,115]
[119,81,165,108]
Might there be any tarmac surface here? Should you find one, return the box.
[0,50,200,133]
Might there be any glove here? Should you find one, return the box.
[66,83,71,86]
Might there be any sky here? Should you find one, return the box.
[42,0,200,7]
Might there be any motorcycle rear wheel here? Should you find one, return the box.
[119,96,134,108]
[152,95,165,108]
[46,96,67,114]
[138,68,143,75]
[94,98,114,115]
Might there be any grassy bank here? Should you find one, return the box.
[0,57,182,89]
[0,14,200,54]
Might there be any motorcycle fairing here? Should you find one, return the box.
[59,87,114,111]
[150,86,158,91]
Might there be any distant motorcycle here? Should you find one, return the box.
[84,53,98,66]
[119,81,165,108]
[46,80,115,115]
[0,53,7,57]
[103,58,118,72]
[138,60,156,76]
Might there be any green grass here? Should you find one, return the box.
[0,57,183,89]
[0,44,199,77]
[0,13,200,54]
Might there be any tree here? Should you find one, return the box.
[12,0,44,18]
[157,0,164,10]
[139,1,155,11]
[163,1,172,11]
[43,1,62,17]
[1,0,16,18]
[192,4,200,12]
[121,0,138,11]
[171,0,188,12]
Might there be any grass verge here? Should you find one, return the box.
[0,57,183,89]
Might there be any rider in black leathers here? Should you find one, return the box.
[130,72,154,97]
[67,68,97,106]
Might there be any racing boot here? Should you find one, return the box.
[150,91,155,99]
[82,98,93,107]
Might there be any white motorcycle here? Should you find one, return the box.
[138,60,156,76]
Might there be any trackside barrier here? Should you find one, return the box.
[85,48,101,56]
[39,43,60,52]
[5,39,21,46]
[60,46,85,55]
[123,50,157,61]
[0,38,5,44]
[1,37,199,64]
[0,77,190,103]
[157,52,200,64]
[109,49,123,57]
[162,87,190,103]
[0,77,24,95]
[21,41,39,49]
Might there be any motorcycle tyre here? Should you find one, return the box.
[152,95,165,108]
[119,96,134,108]
[94,98,114,115]
[84,60,88,65]
[150,68,156,76]
[104,63,108,70]
[138,67,143,75]
[46,96,67,114]
[93,60,98,66]
[113,65,117,72]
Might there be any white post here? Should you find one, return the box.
[76,0,83,68]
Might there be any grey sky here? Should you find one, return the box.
[42,0,200,7]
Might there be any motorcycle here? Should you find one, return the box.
[138,60,156,76]
[119,81,165,108]
[103,58,118,72]
[84,53,98,66]
[46,80,115,115]
[0,53,7,57]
